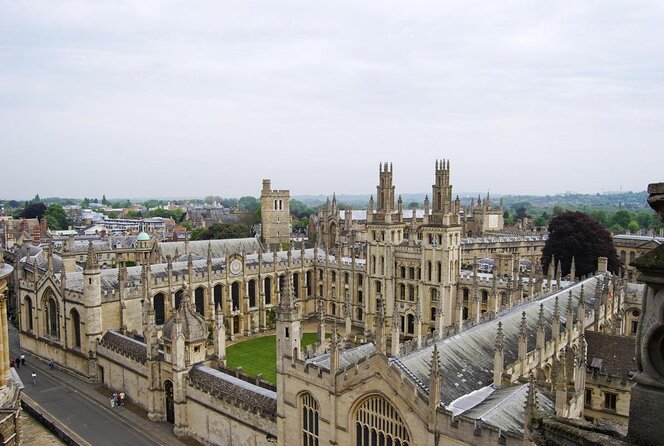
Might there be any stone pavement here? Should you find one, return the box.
[9,325,195,446]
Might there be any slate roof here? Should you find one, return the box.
[454,384,554,435]
[398,275,602,406]
[189,365,277,416]
[162,298,208,343]
[305,343,377,370]
[158,238,261,261]
[585,331,637,377]
[99,330,147,364]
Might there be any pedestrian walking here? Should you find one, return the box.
[10,360,14,368]
[31,371,36,384]
[49,359,55,370]
[14,357,19,370]
[20,354,25,365]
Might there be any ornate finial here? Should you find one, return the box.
[520,311,528,339]
[553,296,560,319]
[579,284,585,304]
[525,373,538,423]
[85,241,97,269]
[279,273,296,311]
[555,358,566,390]
[495,322,504,352]
[431,344,441,378]
[393,297,401,331]
[537,304,545,330]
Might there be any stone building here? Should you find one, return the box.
[461,193,505,237]
[612,232,664,282]
[0,252,22,445]
[10,161,628,445]
[260,179,291,247]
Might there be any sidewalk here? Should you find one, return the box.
[9,325,197,446]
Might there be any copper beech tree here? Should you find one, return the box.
[541,211,621,277]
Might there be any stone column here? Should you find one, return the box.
[629,182,664,445]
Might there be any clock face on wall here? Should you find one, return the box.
[230,258,242,275]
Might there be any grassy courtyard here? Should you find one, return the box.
[226,333,323,384]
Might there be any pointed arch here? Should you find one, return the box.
[153,293,166,325]
[352,394,411,446]
[23,296,33,331]
[299,392,320,446]
[69,308,81,348]
[195,286,205,315]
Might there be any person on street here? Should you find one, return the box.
[31,371,36,384]
[20,354,25,365]
[14,357,19,370]
[49,359,55,370]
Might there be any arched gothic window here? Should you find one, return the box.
[301,393,319,446]
[24,296,33,331]
[70,308,81,348]
[46,296,59,338]
[195,287,205,315]
[354,395,410,446]
[154,293,166,325]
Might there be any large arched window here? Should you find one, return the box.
[293,273,300,298]
[305,271,312,297]
[231,282,240,311]
[175,289,184,310]
[265,277,272,305]
[354,395,410,446]
[154,293,166,325]
[213,284,223,310]
[406,314,415,334]
[301,393,319,446]
[24,296,33,331]
[70,309,81,348]
[248,280,256,308]
[46,296,59,338]
[195,287,205,315]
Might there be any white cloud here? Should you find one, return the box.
[1,0,663,199]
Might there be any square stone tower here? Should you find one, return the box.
[261,179,291,246]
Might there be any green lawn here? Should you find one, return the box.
[226,333,324,384]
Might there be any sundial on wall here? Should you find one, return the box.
[230,258,242,275]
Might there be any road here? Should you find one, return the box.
[9,325,186,446]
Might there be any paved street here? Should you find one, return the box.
[9,325,191,446]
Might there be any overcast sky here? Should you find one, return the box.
[1,1,663,200]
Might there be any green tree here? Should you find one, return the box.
[102,194,109,205]
[612,210,632,229]
[238,196,260,213]
[542,211,621,277]
[589,210,609,227]
[407,201,419,210]
[552,205,565,217]
[189,223,252,241]
[293,217,309,232]
[44,204,68,230]
[627,220,640,233]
